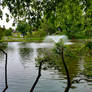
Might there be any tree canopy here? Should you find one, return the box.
[0,0,92,38]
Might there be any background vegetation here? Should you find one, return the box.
[0,0,92,41]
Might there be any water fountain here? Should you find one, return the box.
[29,43,54,60]
[28,35,73,60]
[43,35,73,45]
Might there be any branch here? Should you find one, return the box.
[72,78,88,83]
[0,49,7,55]
[30,60,43,92]
[0,49,8,92]
[61,48,71,92]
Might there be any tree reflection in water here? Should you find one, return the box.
[19,47,33,67]
[36,45,81,92]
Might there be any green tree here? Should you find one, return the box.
[16,21,31,37]
[2,0,43,29]
[1,0,92,38]
[83,0,92,38]
[44,0,85,38]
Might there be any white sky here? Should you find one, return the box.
[0,6,16,29]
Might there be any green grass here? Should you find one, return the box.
[0,36,44,42]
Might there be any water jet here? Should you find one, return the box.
[43,35,73,45]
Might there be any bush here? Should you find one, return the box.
[32,30,47,37]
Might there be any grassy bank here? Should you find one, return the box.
[0,36,45,42]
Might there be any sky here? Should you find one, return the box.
[0,6,16,29]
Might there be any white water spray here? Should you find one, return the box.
[43,35,73,45]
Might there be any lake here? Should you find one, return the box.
[0,42,92,92]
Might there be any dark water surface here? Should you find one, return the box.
[0,42,92,92]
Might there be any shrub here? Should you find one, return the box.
[32,30,47,37]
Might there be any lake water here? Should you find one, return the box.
[0,42,92,92]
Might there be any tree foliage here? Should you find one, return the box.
[0,9,2,19]
[16,21,31,37]
[2,0,43,28]
[1,0,92,38]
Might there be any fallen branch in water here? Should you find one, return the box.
[72,78,88,83]
[30,60,43,92]
[0,49,8,92]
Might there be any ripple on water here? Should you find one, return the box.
[0,42,92,92]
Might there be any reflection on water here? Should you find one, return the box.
[19,47,33,68]
[0,42,92,92]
